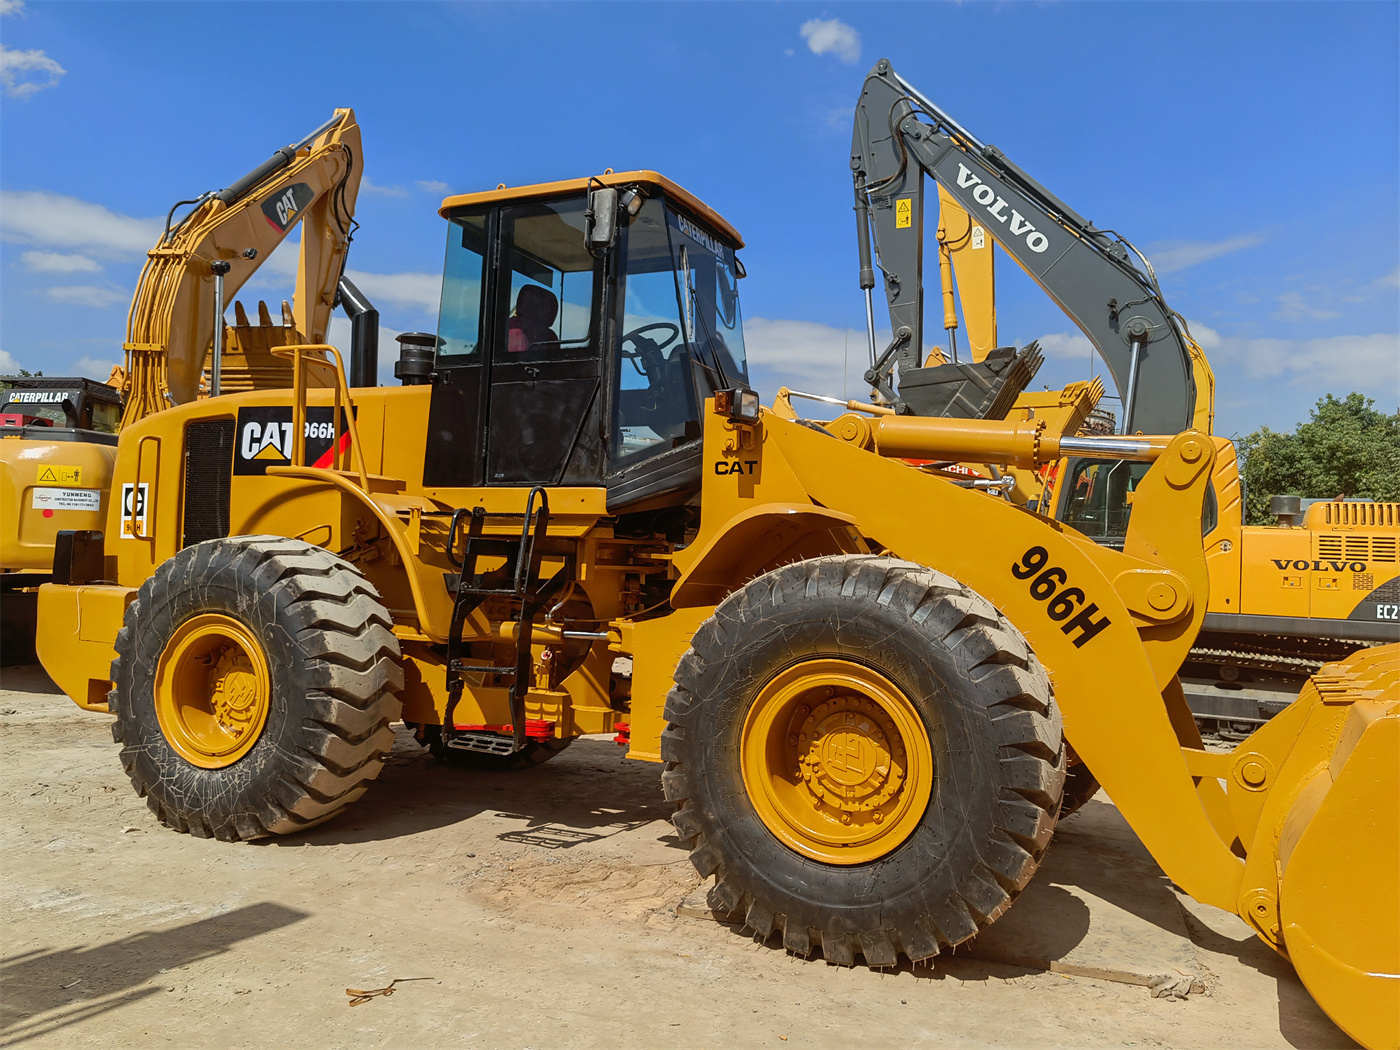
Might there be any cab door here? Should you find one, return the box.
[423,205,492,488]
[483,197,606,486]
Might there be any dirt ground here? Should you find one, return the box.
[0,663,1354,1050]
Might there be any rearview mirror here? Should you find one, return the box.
[585,186,618,249]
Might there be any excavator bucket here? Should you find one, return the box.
[897,341,1043,419]
[1273,646,1399,1049]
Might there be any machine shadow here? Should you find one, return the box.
[0,902,306,1047]
[272,732,676,849]
[1058,800,1353,1049]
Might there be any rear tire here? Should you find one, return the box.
[110,536,403,840]
[662,555,1065,967]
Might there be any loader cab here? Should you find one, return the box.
[423,172,747,510]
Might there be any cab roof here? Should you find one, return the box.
[438,170,743,250]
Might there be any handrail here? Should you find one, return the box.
[270,343,370,490]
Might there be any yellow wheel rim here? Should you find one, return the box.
[154,613,271,769]
[740,659,934,865]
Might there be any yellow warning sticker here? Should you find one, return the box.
[895,198,912,229]
[38,465,82,485]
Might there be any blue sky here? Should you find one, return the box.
[2,0,1396,440]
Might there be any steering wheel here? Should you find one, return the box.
[620,322,681,375]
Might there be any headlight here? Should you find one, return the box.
[715,387,761,424]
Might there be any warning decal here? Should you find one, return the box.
[895,198,913,229]
[32,488,101,512]
[37,465,82,485]
[971,226,986,250]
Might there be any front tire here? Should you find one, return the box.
[110,537,403,840]
[662,555,1065,967]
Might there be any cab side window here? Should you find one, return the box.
[611,198,697,464]
[497,199,598,360]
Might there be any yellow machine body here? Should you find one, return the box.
[0,435,117,573]
[31,170,1397,1046]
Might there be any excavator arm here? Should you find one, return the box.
[852,59,1202,435]
[121,109,362,426]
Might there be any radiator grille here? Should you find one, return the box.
[1321,501,1399,526]
[182,420,234,549]
[1315,529,1399,563]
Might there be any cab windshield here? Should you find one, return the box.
[668,209,747,386]
[610,198,748,465]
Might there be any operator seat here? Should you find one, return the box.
[508,285,559,353]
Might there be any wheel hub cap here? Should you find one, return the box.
[154,613,271,769]
[741,659,934,865]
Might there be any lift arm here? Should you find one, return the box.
[120,109,362,426]
[851,59,1200,435]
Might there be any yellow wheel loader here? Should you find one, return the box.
[32,171,1397,1047]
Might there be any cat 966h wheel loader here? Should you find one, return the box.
[33,172,1396,1047]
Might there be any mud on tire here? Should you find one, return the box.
[662,555,1065,968]
[109,536,403,840]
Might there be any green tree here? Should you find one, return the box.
[1237,393,1400,524]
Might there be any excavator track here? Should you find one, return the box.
[1182,632,1382,740]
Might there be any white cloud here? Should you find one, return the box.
[416,180,449,194]
[344,268,440,312]
[1033,330,1095,362]
[0,348,20,374]
[744,317,879,403]
[1376,267,1400,290]
[1145,235,1263,275]
[0,191,161,258]
[73,355,120,383]
[1206,329,1399,392]
[360,176,408,198]
[20,250,101,274]
[800,18,860,64]
[1187,319,1221,350]
[44,285,126,308]
[1,43,64,99]
[0,1,26,15]
[1274,289,1341,322]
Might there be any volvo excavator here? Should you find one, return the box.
[23,135,1397,1046]
[830,59,1399,744]
[1,108,375,656]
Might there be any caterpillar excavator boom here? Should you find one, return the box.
[120,108,364,425]
[3,109,368,656]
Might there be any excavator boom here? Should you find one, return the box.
[121,108,362,425]
[852,59,1199,434]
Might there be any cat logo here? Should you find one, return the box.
[119,482,149,539]
[241,419,293,463]
[260,182,316,234]
[234,405,348,476]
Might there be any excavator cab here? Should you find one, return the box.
[423,172,748,511]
